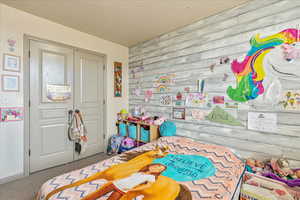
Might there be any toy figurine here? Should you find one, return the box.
[120,109,129,120]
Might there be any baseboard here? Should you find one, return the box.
[0,173,24,185]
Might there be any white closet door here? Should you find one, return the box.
[74,50,105,160]
[29,40,74,173]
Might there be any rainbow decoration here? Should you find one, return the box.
[158,76,172,84]
[154,74,175,92]
[227,28,300,102]
[157,85,168,92]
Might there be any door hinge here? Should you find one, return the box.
[103,99,106,105]
[28,100,31,107]
[28,50,31,58]
[29,149,31,157]
[103,134,106,140]
[103,64,106,71]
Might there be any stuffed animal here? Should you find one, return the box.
[271,158,297,179]
[107,135,124,155]
[245,159,266,174]
[119,137,136,153]
[153,116,165,126]
[295,169,300,179]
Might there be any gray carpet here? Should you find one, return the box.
[0,153,111,200]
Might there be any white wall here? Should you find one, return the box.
[0,4,129,181]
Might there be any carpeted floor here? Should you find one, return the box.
[0,153,111,200]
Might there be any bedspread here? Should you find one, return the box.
[37,136,245,200]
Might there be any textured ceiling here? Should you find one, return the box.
[0,0,251,47]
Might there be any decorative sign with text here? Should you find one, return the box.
[153,154,216,181]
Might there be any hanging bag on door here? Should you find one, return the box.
[68,110,88,154]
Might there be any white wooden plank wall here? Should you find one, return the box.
[129,0,300,166]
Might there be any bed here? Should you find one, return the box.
[36,136,245,200]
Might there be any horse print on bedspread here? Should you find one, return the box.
[37,136,244,200]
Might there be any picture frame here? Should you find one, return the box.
[173,107,185,120]
[0,107,24,122]
[2,75,20,92]
[114,62,122,97]
[3,53,20,72]
[160,95,172,106]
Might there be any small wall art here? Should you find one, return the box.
[184,87,190,93]
[222,73,229,81]
[198,79,205,94]
[114,62,122,97]
[191,109,209,120]
[220,57,230,64]
[160,95,172,106]
[2,75,19,92]
[185,93,207,107]
[206,106,243,126]
[145,90,153,102]
[7,39,17,52]
[173,107,185,120]
[131,66,144,79]
[174,92,185,106]
[225,102,239,109]
[248,112,277,133]
[154,74,175,93]
[0,107,23,122]
[132,88,141,96]
[279,90,300,110]
[209,64,216,72]
[3,54,20,72]
[213,96,225,104]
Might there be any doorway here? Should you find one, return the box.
[26,38,106,173]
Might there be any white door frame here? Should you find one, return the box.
[23,34,107,176]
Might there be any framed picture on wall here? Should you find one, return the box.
[114,62,122,97]
[2,75,20,92]
[0,107,24,122]
[173,107,186,120]
[3,54,20,72]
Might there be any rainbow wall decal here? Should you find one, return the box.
[227,28,300,102]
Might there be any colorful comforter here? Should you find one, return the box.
[37,136,245,200]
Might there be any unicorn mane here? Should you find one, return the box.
[227,28,300,102]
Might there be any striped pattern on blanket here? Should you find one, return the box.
[37,136,245,200]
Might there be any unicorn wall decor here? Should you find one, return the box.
[227,28,300,106]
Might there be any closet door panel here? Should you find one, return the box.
[74,50,105,159]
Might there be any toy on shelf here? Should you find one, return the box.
[116,118,160,146]
[154,116,165,126]
[120,109,128,120]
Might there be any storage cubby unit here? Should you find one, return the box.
[116,120,160,144]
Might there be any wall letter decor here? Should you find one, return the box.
[114,62,122,97]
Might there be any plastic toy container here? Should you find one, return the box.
[128,124,137,139]
[141,127,150,142]
[118,123,127,137]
